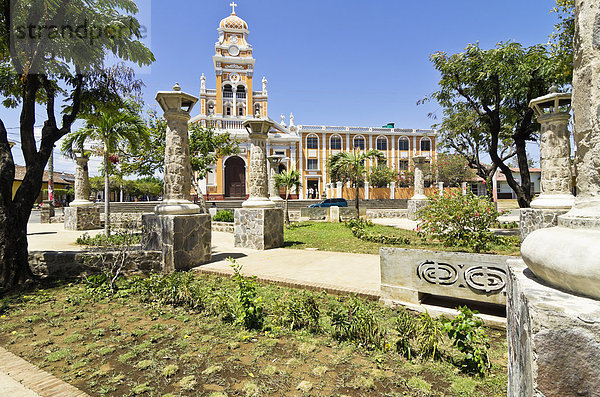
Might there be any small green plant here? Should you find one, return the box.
[416,311,443,359]
[417,191,502,253]
[329,297,385,350]
[76,232,142,246]
[230,259,264,330]
[395,307,417,359]
[212,209,234,223]
[443,306,491,376]
[133,273,204,311]
[283,292,320,333]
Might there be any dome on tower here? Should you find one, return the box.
[220,13,248,30]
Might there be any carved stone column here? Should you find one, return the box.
[71,156,93,207]
[507,4,600,395]
[64,156,101,230]
[408,155,428,220]
[234,119,284,250]
[142,84,211,271]
[267,154,285,202]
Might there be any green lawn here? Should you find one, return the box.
[284,222,521,256]
[0,272,508,396]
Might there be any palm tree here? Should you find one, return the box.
[274,169,302,228]
[328,149,384,214]
[63,109,148,236]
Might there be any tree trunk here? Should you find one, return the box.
[104,152,110,237]
[355,181,360,215]
[0,207,33,293]
[284,189,290,228]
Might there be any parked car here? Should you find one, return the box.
[308,198,348,208]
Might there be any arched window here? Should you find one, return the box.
[237,85,246,99]
[353,136,365,150]
[254,103,261,117]
[238,106,244,116]
[223,84,233,99]
[226,106,232,116]
[307,134,319,149]
[420,138,431,152]
[376,136,387,151]
[330,135,342,150]
[398,137,409,151]
[207,101,215,115]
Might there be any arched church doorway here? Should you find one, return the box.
[225,156,246,198]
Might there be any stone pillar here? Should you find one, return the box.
[508,4,600,395]
[40,200,54,224]
[336,181,342,198]
[329,206,340,223]
[64,156,101,231]
[267,154,284,203]
[234,119,284,250]
[461,182,468,196]
[390,181,396,199]
[364,181,370,200]
[408,155,428,220]
[438,182,444,197]
[143,84,211,271]
[521,89,575,240]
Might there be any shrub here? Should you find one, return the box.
[213,210,234,223]
[417,191,501,252]
[416,311,444,359]
[76,232,142,246]
[345,218,411,245]
[230,259,264,330]
[443,306,491,376]
[329,297,385,350]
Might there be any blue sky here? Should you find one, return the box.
[5,0,561,174]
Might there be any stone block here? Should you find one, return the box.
[519,208,569,241]
[40,203,54,224]
[142,213,211,272]
[64,207,101,231]
[380,248,518,306]
[329,206,340,223]
[407,199,428,221]
[507,260,600,397]
[234,208,284,250]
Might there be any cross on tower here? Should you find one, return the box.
[230,1,237,14]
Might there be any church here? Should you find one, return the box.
[190,4,437,200]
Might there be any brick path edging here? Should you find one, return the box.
[0,347,89,397]
[195,267,381,301]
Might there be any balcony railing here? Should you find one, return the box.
[223,92,233,98]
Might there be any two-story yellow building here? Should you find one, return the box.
[191,4,436,200]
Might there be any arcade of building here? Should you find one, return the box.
[192,4,437,200]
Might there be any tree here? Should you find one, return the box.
[274,169,302,228]
[328,149,384,213]
[550,0,575,83]
[430,153,476,188]
[121,116,239,213]
[65,108,148,236]
[0,0,154,291]
[432,104,515,196]
[424,42,567,208]
[368,164,395,188]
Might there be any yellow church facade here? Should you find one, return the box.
[190,4,436,200]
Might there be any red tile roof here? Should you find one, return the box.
[13,165,74,185]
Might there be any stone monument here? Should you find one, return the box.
[267,154,285,203]
[407,155,428,220]
[507,3,600,395]
[234,118,284,250]
[520,88,574,240]
[142,83,211,272]
[64,155,101,230]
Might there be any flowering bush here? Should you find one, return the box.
[416,191,501,253]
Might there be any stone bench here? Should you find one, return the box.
[380,248,519,306]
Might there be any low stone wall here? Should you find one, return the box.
[519,208,569,241]
[212,221,234,233]
[380,248,519,306]
[300,207,365,221]
[365,209,407,219]
[29,250,162,278]
[100,212,145,229]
